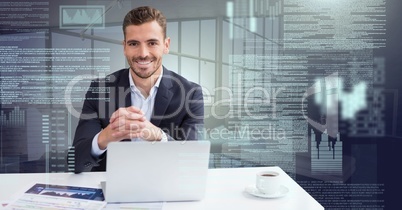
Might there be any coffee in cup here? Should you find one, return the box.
[256,171,280,194]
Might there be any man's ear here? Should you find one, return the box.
[164,37,171,54]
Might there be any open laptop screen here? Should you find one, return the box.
[104,140,211,203]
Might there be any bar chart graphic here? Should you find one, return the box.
[311,129,342,176]
[0,106,25,127]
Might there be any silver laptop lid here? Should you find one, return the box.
[104,140,211,203]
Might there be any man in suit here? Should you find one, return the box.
[72,6,204,173]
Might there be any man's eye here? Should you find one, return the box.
[149,42,157,46]
[128,43,138,46]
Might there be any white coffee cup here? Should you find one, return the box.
[256,171,281,194]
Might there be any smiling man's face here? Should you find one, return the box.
[123,20,170,80]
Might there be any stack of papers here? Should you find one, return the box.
[2,183,164,210]
[5,183,106,210]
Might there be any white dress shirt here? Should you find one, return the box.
[91,68,165,157]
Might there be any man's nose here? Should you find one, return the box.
[138,44,149,57]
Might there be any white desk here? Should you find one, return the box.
[0,167,324,210]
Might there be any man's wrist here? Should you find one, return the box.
[159,129,168,142]
[92,132,106,157]
[98,129,109,150]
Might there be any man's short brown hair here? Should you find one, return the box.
[122,6,167,39]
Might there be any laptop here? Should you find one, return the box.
[102,140,211,203]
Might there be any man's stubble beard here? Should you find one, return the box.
[128,58,161,79]
[131,67,158,79]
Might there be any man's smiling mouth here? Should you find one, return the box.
[136,60,153,65]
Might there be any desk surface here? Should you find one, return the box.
[0,167,323,210]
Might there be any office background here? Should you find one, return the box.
[0,0,401,209]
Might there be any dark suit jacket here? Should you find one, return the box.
[72,67,204,173]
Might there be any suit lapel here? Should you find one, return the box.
[108,68,131,113]
[121,68,131,107]
[124,87,131,107]
[151,68,173,127]
[116,68,132,142]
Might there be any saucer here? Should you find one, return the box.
[245,184,289,198]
